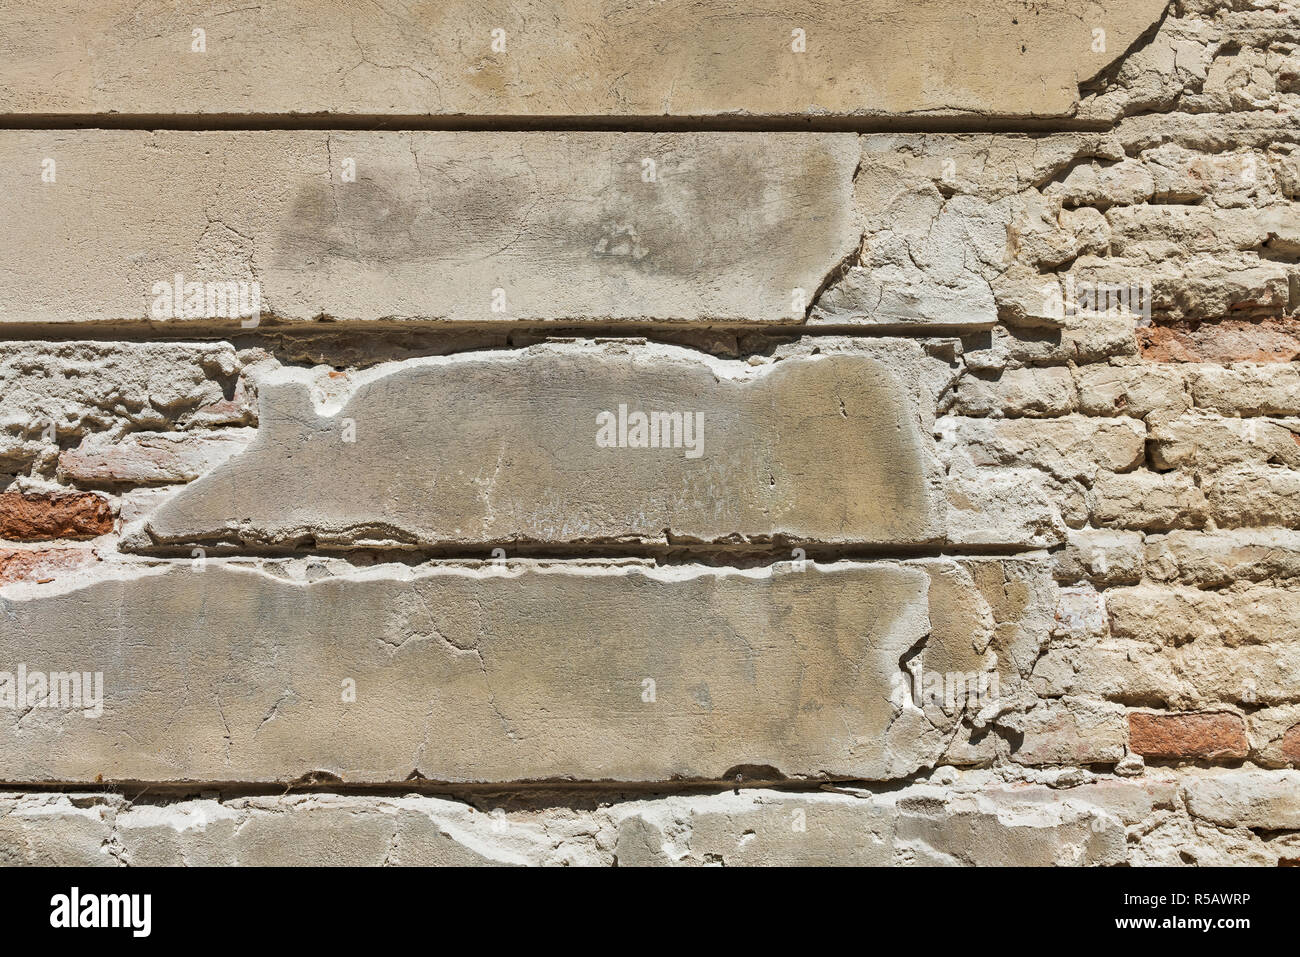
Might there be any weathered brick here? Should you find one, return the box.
[1074,363,1189,419]
[1149,411,1300,472]
[965,556,1061,689]
[1107,583,1300,648]
[1141,143,1269,205]
[1140,318,1300,362]
[955,366,1081,418]
[1205,463,1300,528]
[0,490,113,540]
[1010,196,1111,270]
[1091,471,1207,530]
[58,429,255,485]
[1128,815,1281,866]
[1243,705,1300,767]
[1146,528,1300,586]
[940,415,1146,482]
[994,264,1073,329]
[1186,770,1300,830]
[1136,262,1293,327]
[0,547,97,585]
[0,342,244,477]
[1032,641,1168,705]
[1128,711,1248,760]
[1107,204,1293,257]
[1284,724,1300,763]
[1044,636,1300,710]
[1084,584,1300,707]
[941,462,1069,549]
[999,698,1128,766]
[985,367,1077,417]
[1189,363,1300,416]
[1054,529,1146,585]
[1052,584,1109,642]
[1045,158,1155,208]
[975,778,1180,827]
[1002,310,1140,365]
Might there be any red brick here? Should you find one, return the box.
[0,490,114,540]
[0,548,99,585]
[1282,723,1300,764]
[1128,711,1248,761]
[1139,318,1300,362]
[58,430,252,484]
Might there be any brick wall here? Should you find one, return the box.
[0,0,1297,866]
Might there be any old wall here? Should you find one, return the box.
[0,0,1297,865]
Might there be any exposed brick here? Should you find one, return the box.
[1108,583,1300,648]
[0,548,98,585]
[58,429,255,485]
[1189,364,1300,416]
[1092,471,1207,531]
[1283,724,1300,764]
[1129,712,1248,761]
[993,367,1077,417]
[1206,464,1300,529]
[1074,363,1189,419]
[1004,699,1128,766]
[1139,319,1300,362]
[0,491,114,540]
[1186,770,1300,830]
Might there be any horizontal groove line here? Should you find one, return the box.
[0,113,1112,135]
[0,322,989,344]
[0,777,924,803]
[129,543,1048,564]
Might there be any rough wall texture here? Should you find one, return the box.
[0,0,1297,866]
